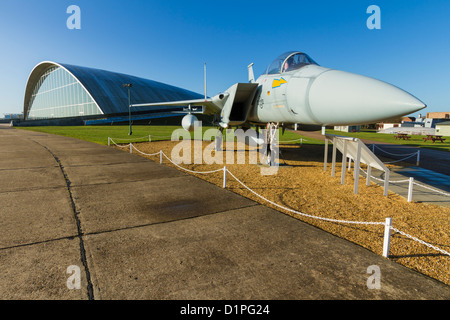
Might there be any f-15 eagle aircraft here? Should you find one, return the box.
[132,51,426,147]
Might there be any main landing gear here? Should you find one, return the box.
[262,122,279,167]
[213,123,280,167]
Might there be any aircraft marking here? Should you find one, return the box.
[272,77,287,89]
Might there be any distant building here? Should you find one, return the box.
[334,125,360,133]
[3,114,23,120]
[435,121,450,136]
[377,122,400,130]
[414,115,447,128]
[21,61,203,125]
[377,112,450,135]
[401,116,415,122]
[426,112,450,119]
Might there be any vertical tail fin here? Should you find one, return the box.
[248,63,255,83]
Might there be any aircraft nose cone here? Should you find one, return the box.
[308,70,426,125]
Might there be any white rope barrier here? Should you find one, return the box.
[113,140,224,174]
[117,139,449,199]
[109,135,150,142]
[412,181,450,197]
[148,134,173,139]
[130,144,161,157]
[109,138,132,148]
[382,153,419,164]
[161,151,224,175]
[360,168,450,197]
[225,168,449,257]
[389,179,413,183]
[225,169,384,226]
[389,179,412,183]
[278,138,306,143]
[391,227,450,257]
[371,144,420,165]
[108,141,450,258]
[360,168,408,183]
[372,144,417,157]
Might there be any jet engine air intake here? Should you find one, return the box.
[219,83,259,127]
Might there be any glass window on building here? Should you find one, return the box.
[26,66,103,119]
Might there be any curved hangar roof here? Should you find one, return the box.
[24,61,203,120]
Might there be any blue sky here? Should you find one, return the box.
[0,0,449,117]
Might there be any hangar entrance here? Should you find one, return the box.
[323,134,390,196]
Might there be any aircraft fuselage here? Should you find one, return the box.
[132,51,426,131]
[247,63,425,127]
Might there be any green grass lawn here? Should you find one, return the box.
[325,129,450,152]
[17,125,323,146]
[17,126,447,151]
[18,125,166,145]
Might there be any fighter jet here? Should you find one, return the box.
[132,51,426,148]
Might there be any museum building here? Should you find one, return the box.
[22,61,203,124]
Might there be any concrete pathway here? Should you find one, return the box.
[0,126,448,300]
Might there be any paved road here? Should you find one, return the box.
[0,126,448,301]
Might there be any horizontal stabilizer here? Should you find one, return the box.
[132,98,221,115]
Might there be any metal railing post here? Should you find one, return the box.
[408,177,414,202]
[341,140,347,185]
[383,217,392,258]
[366,165,372,186]
[223,166,227,188]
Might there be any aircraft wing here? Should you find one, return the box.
[132,98,221,115]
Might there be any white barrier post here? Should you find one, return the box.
[408,177,414,202]
[108,137,110,146]
[223,166,227,188]
[383,170,390,197]
[160,150,163,164]
[416,151,420,166]
[129,143,132,153]
[341,140,347,185]
[383,217,392,258]
[366,165,372,186]
[323,137,328,172]
[331,141,337,177]
[353,144,361,194]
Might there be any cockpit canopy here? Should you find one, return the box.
[265,51,318,75]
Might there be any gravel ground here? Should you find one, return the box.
[117,140,449,286]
